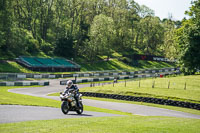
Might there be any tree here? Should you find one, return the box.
[161,19,178,60]
[177,0,200,74]
[54,35,74,58]
[136,16,164,55]
[0,0,13,57]
[87,14,116,61]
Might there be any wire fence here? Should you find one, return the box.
[89,76,199,91]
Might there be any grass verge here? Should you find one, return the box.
[0,116,200,133]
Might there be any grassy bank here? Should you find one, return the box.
[80,75,200,104]
[0,59,175,73]
[0,116,200,133]
[79,59,175,71]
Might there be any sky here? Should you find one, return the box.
[134,0,193,20]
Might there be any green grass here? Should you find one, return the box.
[0,86,60,107]
[79,59,175,71]
[0,61,32,73]
[80,75,200,104]
[1,86,200,133]
[0,116,200,133]
[0,86,129,115]
[0,59,175,73]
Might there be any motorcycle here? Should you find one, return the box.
[60,89,83,115]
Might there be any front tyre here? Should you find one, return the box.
[76,102,83,114]
[61,101,69,114]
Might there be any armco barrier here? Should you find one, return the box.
[60,72,176,85]
[0,81,49,86]
[0,67,180,80]
[81,92,200,110]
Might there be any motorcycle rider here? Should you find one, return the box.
[64,80,80,107]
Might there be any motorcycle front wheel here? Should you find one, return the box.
[76,102,83,114]
[61,101,69,114]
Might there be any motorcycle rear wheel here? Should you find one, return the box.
[61,101,69,114]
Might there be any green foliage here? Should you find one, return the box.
[85,14,116,61]
[0,0,170,60]
[162,20,178,60]
[176,0,200,74]
[54,36,75,58]
[0,0,198,73]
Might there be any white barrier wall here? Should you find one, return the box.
[17,75,26,79]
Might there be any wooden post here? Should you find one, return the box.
[139,80,140,88]
[152,80,155,88]
[168,81,170,89]
[113,81,114,87]
[184,82,186,90]
[125,80,126,87]
[152,81,154,88]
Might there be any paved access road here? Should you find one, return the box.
[4,79,200,123]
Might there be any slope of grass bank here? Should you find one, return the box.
[79,59,175,71]
[0,61,33,73]
[0,59,175,73]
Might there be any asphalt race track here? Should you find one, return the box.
[2,79,200,123]
[0,105,122,123]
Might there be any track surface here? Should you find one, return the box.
[3,79,200,123]
[0,105,121,123]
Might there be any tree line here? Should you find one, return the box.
[0,0,199,73]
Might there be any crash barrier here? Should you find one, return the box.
[60,67,179,78]
[0,67,180,81]
[0,81,49,86]
[60,71,177,85]
[80,92,200,110]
